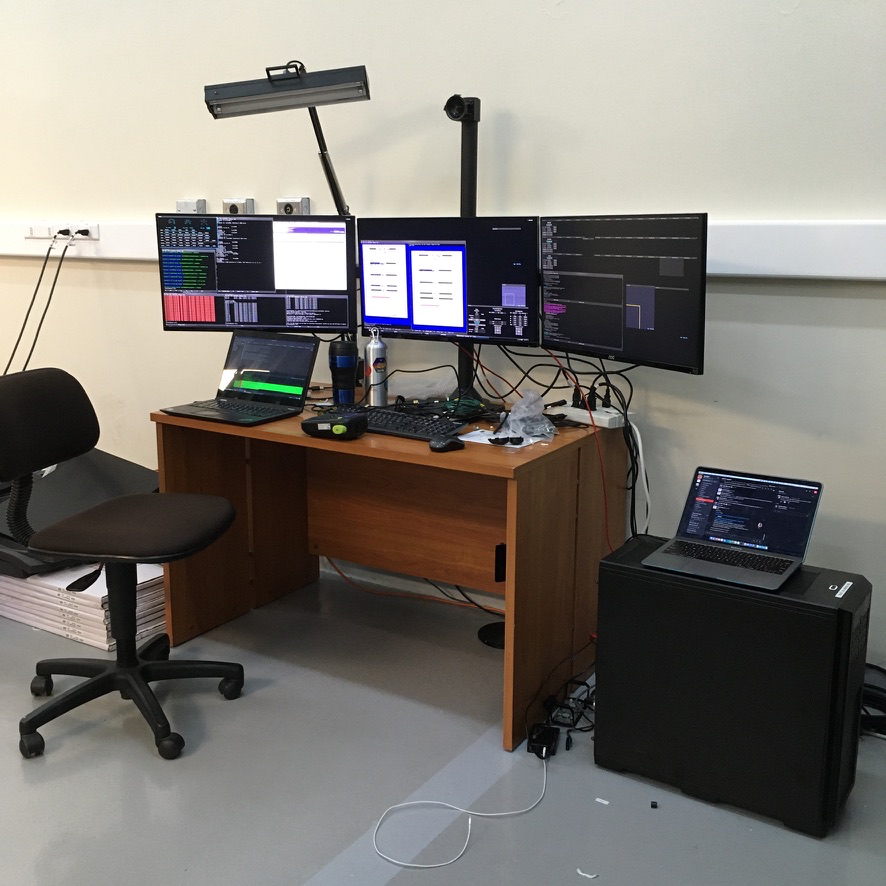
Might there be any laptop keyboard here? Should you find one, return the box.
[665,540,793,575]
[193,398,297,418]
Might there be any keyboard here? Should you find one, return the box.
[664,540,793,575]
[330,407,466,442]
[192,398,298,419]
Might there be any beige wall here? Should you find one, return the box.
[2,1,884,659]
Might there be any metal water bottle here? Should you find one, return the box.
[364,327,388,407]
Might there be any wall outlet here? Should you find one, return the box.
[24,221,100,240]
[176,199,207,213]
[25,223,52,239]
[276,197,311,215]
[71,221,100,240]
[222,198,255,215]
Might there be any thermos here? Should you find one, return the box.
[364,328,388,407]
[328,339,358,405]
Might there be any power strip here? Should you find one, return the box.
[546,406,626,429]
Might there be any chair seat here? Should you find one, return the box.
[28,493,235,563]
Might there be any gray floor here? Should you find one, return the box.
[1,570,884,886]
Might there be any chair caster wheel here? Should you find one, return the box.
[30,675,53,696]
[20,731,45,758]
[219,678,243,700]
[157,733,185,759]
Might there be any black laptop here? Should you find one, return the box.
[161,331,319,426]
[641,466,823,591]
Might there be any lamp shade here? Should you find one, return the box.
[205,65,369,119]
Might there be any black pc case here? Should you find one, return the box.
[594,537,871,837]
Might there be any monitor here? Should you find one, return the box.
[156,213,357,333]
[540,213,707,374]
[357,216,540,345]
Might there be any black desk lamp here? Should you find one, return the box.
[204,61,370,216]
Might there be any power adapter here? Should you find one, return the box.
[527,723,559,759]
[549,698,583,728]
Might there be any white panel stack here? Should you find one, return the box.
[0,564,166,652]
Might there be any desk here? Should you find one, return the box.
[151,412,626,750]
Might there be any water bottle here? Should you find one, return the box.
[328,339,358,405]
[364,328,388,407]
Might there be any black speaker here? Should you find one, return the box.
[594,537,871,837]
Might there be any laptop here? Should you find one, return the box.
[641,466,823,591]
[161,331,319,426]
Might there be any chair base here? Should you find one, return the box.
[19,632,244,759]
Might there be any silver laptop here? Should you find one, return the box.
[641,467,823,591]
[161,331,319,426]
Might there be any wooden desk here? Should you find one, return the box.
[151,411,626,750]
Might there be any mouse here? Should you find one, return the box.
[429,436,465,452]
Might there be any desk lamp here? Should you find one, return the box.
[204,60,370,216]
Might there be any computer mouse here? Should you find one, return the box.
[429,436,465,452]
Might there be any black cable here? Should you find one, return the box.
[3,235,60,375]
[21,237,74,371]
[453,584,502,618]
[423,580,503,617]
[523,637,595,742]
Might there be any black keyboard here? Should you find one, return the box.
[193,398,297,419]
[665,540,793,575]
[331,407,466,442]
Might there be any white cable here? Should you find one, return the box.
[373,758,548,869]
[629,419,650,533]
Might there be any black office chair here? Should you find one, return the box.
[0,367,244,759]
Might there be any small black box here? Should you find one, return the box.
[301,412,368,440]
[594,537,871,837]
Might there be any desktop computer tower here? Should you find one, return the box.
[594,537,871,837]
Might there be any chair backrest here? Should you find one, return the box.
[0,368,101,482]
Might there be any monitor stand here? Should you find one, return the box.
[478,620,505,649]
[448,342,494,409]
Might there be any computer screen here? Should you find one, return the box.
[358,216,540,345]
[540,213,707,374]
[156,213,357,333]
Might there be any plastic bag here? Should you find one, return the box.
[501,391,556,442]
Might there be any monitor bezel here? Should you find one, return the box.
[156,212,358,335]
[357,215,541,347]
[539,212,707,375]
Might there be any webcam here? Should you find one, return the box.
[444,94,480,123]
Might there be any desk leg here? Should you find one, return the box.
[248,439,319,606]
[503,432,626,751]
[503,448,582,751]
[156,427,320,644]
[156,423,253,645]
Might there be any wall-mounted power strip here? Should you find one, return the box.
[545,406,626,429]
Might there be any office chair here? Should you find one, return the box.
[0,367,245,760]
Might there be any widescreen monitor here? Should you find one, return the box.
[358,216,540,346]
[156,213,357,333]
[540,213,707,373]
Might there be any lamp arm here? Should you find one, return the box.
[308,106,349,217]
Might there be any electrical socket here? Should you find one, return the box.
[70,221,100,240]
[176,199,207,213]
[545,406,628,429]
[276,197,311,215]
[24,221,100,240]
[222,198,255,215]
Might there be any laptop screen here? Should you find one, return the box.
[218,331,318,407]
[676,467,822,558]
